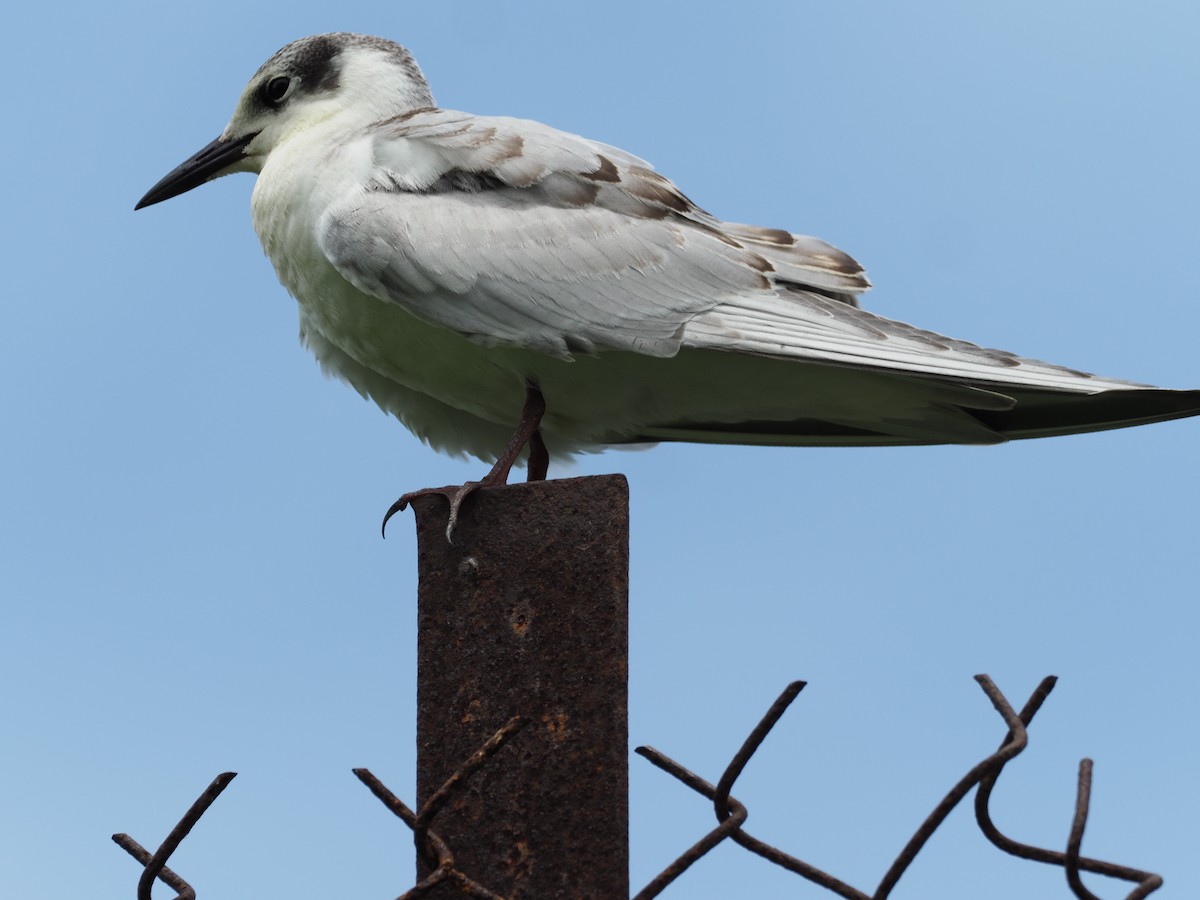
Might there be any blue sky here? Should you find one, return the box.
[3,2,1198,897]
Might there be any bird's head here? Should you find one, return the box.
[135,33,434,210]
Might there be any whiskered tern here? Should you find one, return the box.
[136,33,1200,534]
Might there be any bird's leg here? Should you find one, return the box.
[527,429,549,482]
[480,381,547,487]
[382,382,548,540]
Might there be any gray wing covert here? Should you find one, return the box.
[316,109,781,357]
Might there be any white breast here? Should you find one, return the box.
[250,128,551,455]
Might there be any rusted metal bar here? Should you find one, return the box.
[112,771,236,900]
[974,678,1164,898]
[636,675,1164,899]
[632,748,750,900]
[1067,759,1104,900]
[408,474,629,898]
[636,682,868,900]
[873,675,1029,896]
[355,754,518,900]
[110,835,196,900]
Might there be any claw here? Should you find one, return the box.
[381,482,485,541]
[381,495,412,539]
[444,482,481,541]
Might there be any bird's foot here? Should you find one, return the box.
[382,481,487,542]
[381,381,548,542]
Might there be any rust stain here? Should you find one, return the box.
[542,710,571,742]
[510,598,533,638]
[508,838,535,881]
[461,697,483,724]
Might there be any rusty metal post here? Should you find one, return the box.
[409,474,629,899]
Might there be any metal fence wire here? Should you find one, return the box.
[112,674,1162,899]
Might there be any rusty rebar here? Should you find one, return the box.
[632,749,751,899]
[413,716,526,870]
[110,835,195,900]
[354,716,526,900]
[636,675,1163,900]
[873,675,1028,895]
[112,771,236,900]
[1066,759,1103,900]
[714,681,805,822]
[352,769,455,881]
[973,678,1163,898]
[636,681,868,900]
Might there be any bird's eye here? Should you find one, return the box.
[262,76,291,105]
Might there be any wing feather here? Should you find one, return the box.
[684,292,1144,393]
[319,110,779,358]
[317,108,1143,395]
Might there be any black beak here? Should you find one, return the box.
[135,133,256,210]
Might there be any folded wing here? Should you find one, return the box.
[316,108,1200,446]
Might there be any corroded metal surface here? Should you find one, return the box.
[410,474,630,899]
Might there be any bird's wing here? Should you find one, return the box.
[317,108,867,359]
[681,290,1147,393]
[318,108,1139,393]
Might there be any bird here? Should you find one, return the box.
[137,32,1200,535]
